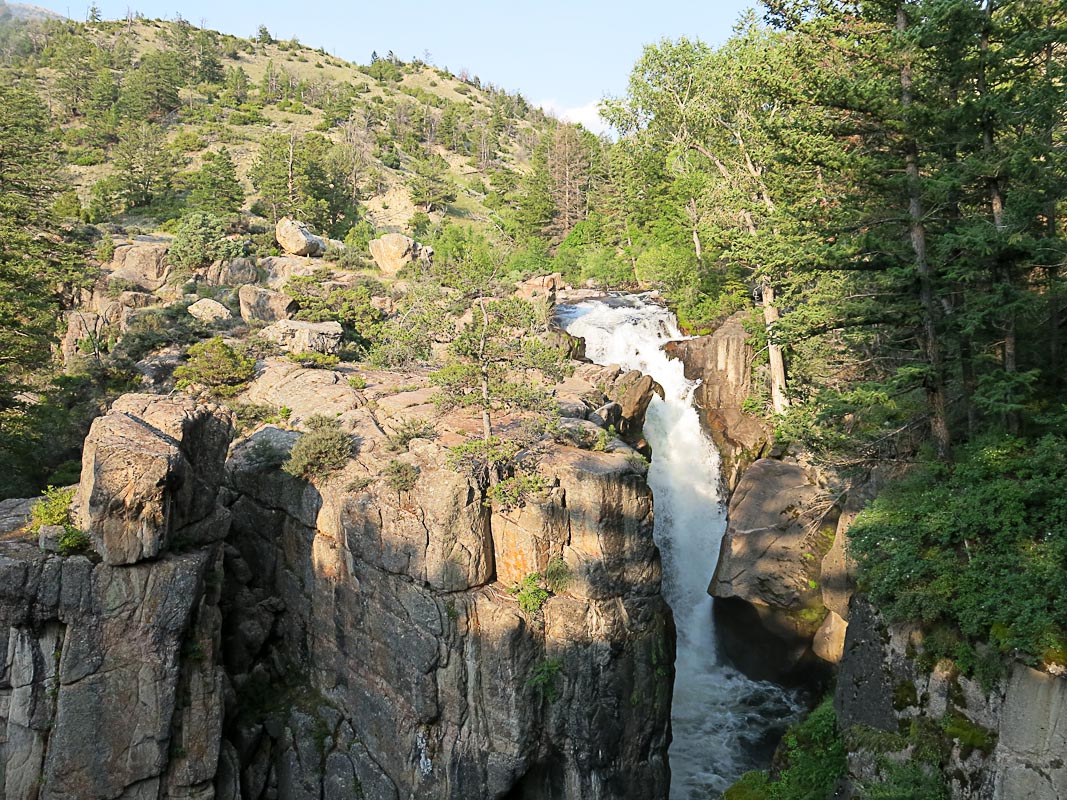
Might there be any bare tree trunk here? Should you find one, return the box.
[762,281,790,413]
[900,4,952,459]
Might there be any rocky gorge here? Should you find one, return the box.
[1,226,1065,800]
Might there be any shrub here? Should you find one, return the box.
[95,236,116,263]
[174,337,256,397]
[383,459,419,492]
[348,375,367,390]
[527,657,562,702]
[486,473,546,510]
[29,485,76,534]
[169,212,244,271]
[848,433,1067,675]
[283,415,353,480]
[510,573,550,614]
[57,527,92,556]
[724,696,845,800]
[386,418,435,452]
[544,556,571,594]
[286,352,340,369]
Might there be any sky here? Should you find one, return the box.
[31,0,758,134]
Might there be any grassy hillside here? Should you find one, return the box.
[0,11,557,240]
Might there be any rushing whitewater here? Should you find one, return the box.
[558,295,800,799]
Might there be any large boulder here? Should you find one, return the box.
[202,256,258,286]
[276,218,325,257]
[709,458,835,681]
[260,319,343,355]
[242,360,365,426]
[369,233,430,275]
[109,238,172,291]
[187,297,232,324]
[75,394,234,565]
[239,284,296,324]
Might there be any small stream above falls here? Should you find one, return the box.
[557,295,803,799]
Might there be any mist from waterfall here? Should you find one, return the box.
[557,295,801,798]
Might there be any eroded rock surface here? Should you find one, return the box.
[276,218,325,257]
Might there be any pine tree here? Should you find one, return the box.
[188,147,243,217]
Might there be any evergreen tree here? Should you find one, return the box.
[113,121,174,208]
[187,147,243,217]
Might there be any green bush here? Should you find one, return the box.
[848,433,1067,674]
[383,459,419,492]
[29,485,76,533]
[169,212,244,271]
[57,527,92,556]
[283,415,353,480]
[724,696,845,800]
[510,573,550,614]
[544,556,571,594]
[386,418,436,452]
[174,337,256,397]
[286,352,340,369]
[348,375,367,390]
[527,657,562,702]
[95,236,116,263]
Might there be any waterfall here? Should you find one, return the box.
[557,295,801,799]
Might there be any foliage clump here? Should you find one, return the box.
[174,337,256,397]
[509,572,550,614]
[386,418,436,452]
[382,459,419,492]
[723,696,846,800]
[282,415,353,479]
[527,657,563,702]
[168,212,244,270]
[849,433,1067,675]
[29,485,76,534]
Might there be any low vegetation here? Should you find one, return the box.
[282,415,353,480]
[174,337,256,397]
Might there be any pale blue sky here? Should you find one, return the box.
[34,0,758,132]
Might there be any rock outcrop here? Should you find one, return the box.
[220,392,672,799]
[0,361,672,800]
[369,233,431,275]
[833,596,1067,800]
[109,238,172,291]
[709,458,835,683]
[0,394,234,800]
[188,297,232,323]
[75,393,234,565]
[275,218,325,257]
[238,284,295,324]
[260,319,343,354]
[664,311,770,490]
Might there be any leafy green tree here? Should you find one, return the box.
[408,151,456,212]
[174,337,254,396]
[120,51,182,118]
[187,147,243,217]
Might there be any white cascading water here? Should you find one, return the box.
[557,295,801,799]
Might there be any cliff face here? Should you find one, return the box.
[663,312,770,492]
[835,598,1067,800]
[0,367,672,800]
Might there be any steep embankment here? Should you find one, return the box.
[672,312,1067,799]
[0,353,673,799]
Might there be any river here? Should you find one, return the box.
[557,295,800,799]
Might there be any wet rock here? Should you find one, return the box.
[664,312,771,490]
